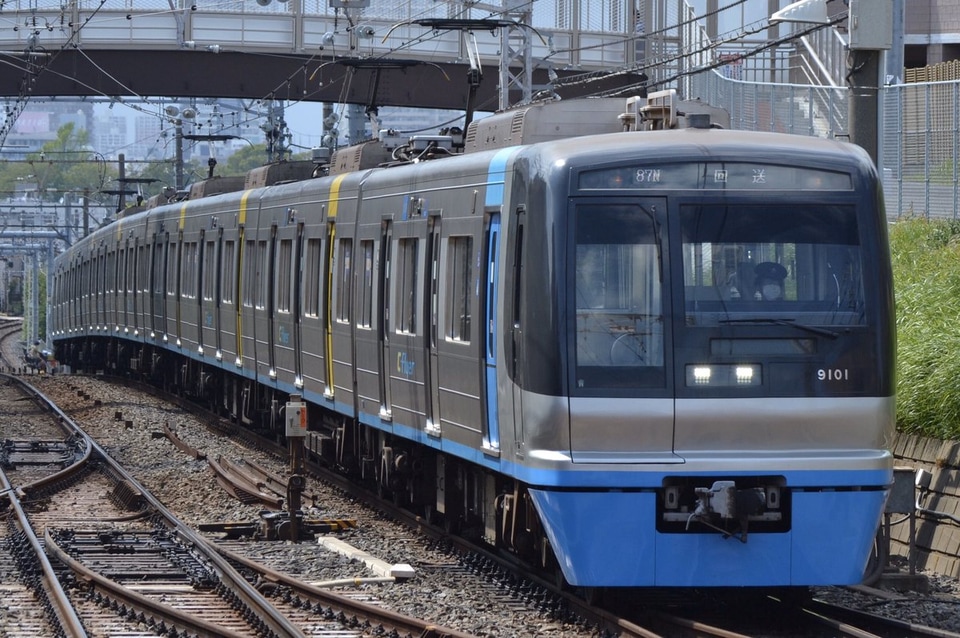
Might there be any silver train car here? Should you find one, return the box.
[50,94,895,590]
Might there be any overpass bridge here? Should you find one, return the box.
[0,0,675,113]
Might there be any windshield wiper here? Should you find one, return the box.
[718,317,839,339]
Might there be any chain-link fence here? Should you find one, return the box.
[880,81,960,220]
[690,69,960,220]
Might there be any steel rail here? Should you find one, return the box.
[208,454,285,508]
[20,376,309,638]
[215,541,481,638]
[1,464,89,637]
[43,528,253,638]
[2,374,95,496]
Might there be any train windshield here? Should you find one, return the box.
[680,204,865,326]
[573,202,665,389]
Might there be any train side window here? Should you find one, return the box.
[203,239,217,301]
[152,243,164,295]
[303,238,321,317]
[242,239,257,307]
[397,238,418,334]
[336,238,353,322]
[107,249,116,295]
[277,239,292,313]
[182,242,198,300]
[255,239,268,310]
[447,235,473,342]
[358,240,374,328]
[137,245,147,294]
[221,241,235,304]
[166,241,178,296]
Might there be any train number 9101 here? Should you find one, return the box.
[817,368,849,381]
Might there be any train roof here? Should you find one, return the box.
[122,92,873,226]
[534,126,874,169]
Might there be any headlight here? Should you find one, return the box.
[685,363,761,387]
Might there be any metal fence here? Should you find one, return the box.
[690,69,960,220]
[880,80,960,220]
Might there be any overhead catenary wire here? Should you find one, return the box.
[1,1,846,159]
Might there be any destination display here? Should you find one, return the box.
[579,163,853,190]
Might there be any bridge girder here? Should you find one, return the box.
[0,50,645,111]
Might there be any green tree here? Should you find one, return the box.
[222,143,271,175]
[128,157,202,200]
[25,123,116,201]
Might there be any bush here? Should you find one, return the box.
[891,217,960,437]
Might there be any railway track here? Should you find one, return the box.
[1,373,478,637]
[55,373,960,638]
[0,304,956,638]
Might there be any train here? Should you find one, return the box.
[49,91,896,591]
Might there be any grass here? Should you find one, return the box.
[890,217,960,438]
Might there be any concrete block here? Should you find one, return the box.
[317,536,416,580]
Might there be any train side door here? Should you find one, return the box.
[239,227,260,373]
[377,220,393,420]
[264,224,278,379]
[273,220,299,386]
[388,214,429,432]
[508,207,526,449]
[131,238,140,337]
[483,212,502,452]
[160,233,171,341]
[321,221,336,398]
[292,223,305,390]
[170,231,183,346]
[432,215,483,448]
[199,229,220,358]
[97,247,107,333]
[425,215,441,434]
[150,232,163,341]
[120,240,128,332]
[214,227,224,360]
[330,221,358,414]
[195,230,206,355]
[113,242,121,332]
[352,221,381,421]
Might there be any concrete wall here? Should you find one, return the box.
[889,433,960,577]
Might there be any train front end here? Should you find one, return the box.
[513,128,895,588]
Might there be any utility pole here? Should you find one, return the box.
[886,0,905,85]
[846,0,893,166]
[773,0,894,167]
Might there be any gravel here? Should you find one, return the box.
[32,374,605,638]
[26,373,960,637]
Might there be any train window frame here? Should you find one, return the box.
[571,199,667,392]
[117,247,125,297]
[202,239,217,302]
[679,202,866,327]
[137,244,148,294]
[152,241,164,295]
[182,241,199,300]
[303,237,321,317]
[446,235,473,343]
[396,237,418,335]
[242,238,257,308]
[107,249,116,295]
[221,240,236,304]
[358,239,374,329]
[165,241,177,297]
[255,239,268,310]
[277,238,293,314]
[336,237,353,323]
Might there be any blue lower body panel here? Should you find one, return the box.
[527,487,888,587]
